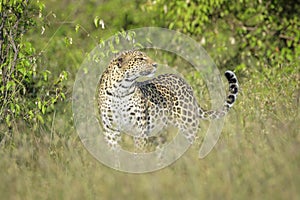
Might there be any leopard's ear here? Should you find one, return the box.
[116,57,123,68]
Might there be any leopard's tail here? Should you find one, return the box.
[199,70,239,119]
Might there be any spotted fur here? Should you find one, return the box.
[97,50,239,150]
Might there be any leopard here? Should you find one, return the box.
[97,50,239,152]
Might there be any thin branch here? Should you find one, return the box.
[279,34,296,41]
[8,28,19,79]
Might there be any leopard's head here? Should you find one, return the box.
[110,50,157,81]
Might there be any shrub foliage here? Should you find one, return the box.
[0,0,67,131]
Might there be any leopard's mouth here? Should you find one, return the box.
[147,69,156,77]
[147,73,155,77]
[140,67,156,77]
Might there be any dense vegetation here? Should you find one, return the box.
[0,0,299,199]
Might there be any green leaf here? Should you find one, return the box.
[38,101,42,110]
[235,63,246,72]
[61,93,66,100]
[94,16,99,28]
[42,105,46,114]
[6,115,11,127]
[75,24,80,32]
[37,114,44,124]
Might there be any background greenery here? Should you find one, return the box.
[0,0,299,199]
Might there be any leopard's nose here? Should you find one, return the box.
[152,63,158,68]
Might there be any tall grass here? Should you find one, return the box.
[0,64,299,200]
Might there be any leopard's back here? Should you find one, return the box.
[137,74,200,141]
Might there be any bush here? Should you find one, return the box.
[148,0,300,70]
[0,0,67,136]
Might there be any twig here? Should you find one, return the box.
[279,34,296,41]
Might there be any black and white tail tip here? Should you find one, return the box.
[224,70,239,108]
